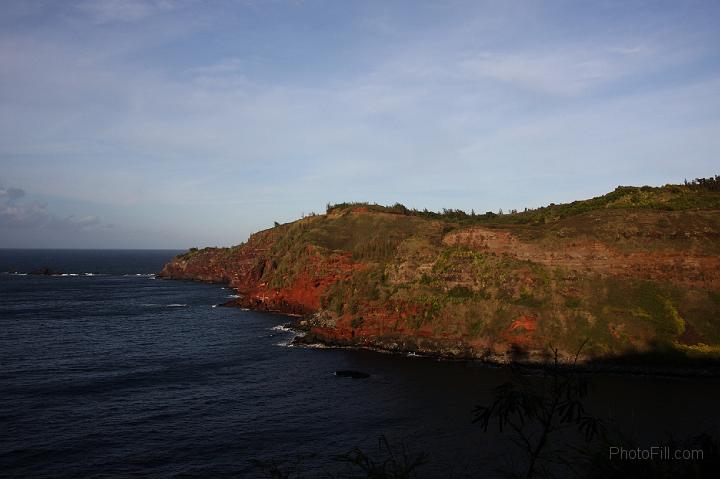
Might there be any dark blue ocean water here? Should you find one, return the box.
[1,250,719,478]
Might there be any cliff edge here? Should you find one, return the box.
[159,178,720,365]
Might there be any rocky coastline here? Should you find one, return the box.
[159,182,720,374]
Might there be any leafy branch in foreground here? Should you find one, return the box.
[252,435,429,479]
[330,435,429,479]
[473,340,605,478]
[250,454,317,479]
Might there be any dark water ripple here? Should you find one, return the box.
[1,250,719,478]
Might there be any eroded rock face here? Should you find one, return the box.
[442,226,720,289]
[225,250,363,315]
[158,230,274,285]
[159,205,720,364]
[159,229,362,316]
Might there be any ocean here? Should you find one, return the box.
[1,249,718,478]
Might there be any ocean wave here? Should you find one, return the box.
[3,272,101,277]
[270,325,293,332]
[274,334,298,347]
[142,303,189,308]
[270,324,300,347]
[226,294,240,299]
[302,342,329,349]
[2,272,148,277]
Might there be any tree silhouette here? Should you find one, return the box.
[473,341,604,478]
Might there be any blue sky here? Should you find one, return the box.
[1,0,719,248]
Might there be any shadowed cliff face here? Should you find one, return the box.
[159,183,720,364]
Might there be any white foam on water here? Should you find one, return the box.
[270,324,301,347]
[271,325,293,332]
[142,303,188,308]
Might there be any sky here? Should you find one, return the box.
[1,0,719,249]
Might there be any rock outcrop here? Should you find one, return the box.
[159,181,720,364]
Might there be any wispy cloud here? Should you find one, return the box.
[457,36,702,96]
[0,0,718,247]
[0,186,106,230]
[75,0,178,24]
[460,50,624,96]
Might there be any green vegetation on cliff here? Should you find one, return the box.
[327,175,720,225]
[162,178,720,363]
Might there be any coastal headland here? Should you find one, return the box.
[159,178,720,371]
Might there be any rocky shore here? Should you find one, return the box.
[159,182,720,371]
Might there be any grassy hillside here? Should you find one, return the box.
[163,177,720,363]
[327,175,720,224]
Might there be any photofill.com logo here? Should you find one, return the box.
[609,446,704,461]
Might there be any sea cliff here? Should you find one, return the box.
[159,179,720,366]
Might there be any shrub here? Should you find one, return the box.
[448,285,473,299]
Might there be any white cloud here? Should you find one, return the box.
[75,0,177,24]
[0,1,718,246]
[458,44,659,96]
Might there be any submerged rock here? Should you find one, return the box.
[29,267,60,276]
